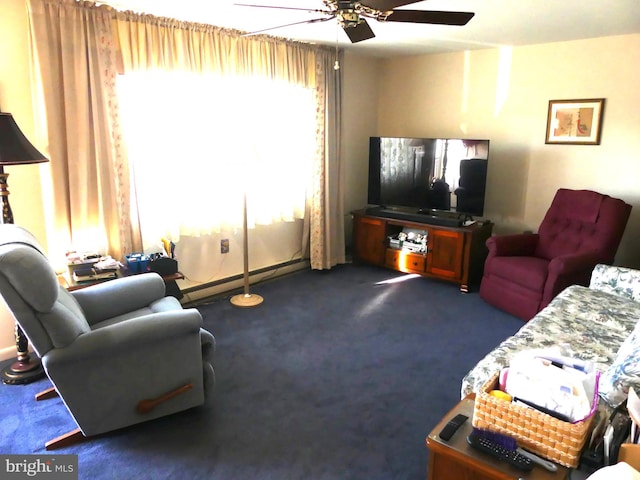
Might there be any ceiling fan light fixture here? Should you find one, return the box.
[337,9,360,27]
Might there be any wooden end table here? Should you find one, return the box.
[426,397,570,480]
[65,270,184,295]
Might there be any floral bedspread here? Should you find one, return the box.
[461,266,640,399]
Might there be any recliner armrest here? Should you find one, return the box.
[548,250,603,276]
[542,251,604,309]
[486,233,539,257]
[71,273,167,321]
[43,309,203,365]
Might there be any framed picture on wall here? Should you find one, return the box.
[545,98,605,145]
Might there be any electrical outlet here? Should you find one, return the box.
[220,239,229,254]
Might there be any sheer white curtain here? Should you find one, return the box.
[117,71,316,246]
[112,12,327,254]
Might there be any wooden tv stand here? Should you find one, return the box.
[351,209,493,292]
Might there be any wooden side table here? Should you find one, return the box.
[426,397,570,480]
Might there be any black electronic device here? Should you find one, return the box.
[466,430,533,471]
[149,256,178,276]
[438,413,468,441]
[366,207,464,227]
[367,137,490,221]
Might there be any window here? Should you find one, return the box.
[117,71,316,246]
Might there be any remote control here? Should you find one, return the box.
[466,431,533,471]
[438,413,468,441]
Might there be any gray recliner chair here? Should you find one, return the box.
[0,224,215,449]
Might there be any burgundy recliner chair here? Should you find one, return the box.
[479,188,632,321]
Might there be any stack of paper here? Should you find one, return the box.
[504,349,598,422]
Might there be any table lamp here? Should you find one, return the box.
[0,111,49,384]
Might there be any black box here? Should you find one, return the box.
[149,257,178,276]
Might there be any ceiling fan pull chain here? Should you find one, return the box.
[334,22,340,70]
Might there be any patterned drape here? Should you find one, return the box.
[27,0,141,261]
[306,50,346,269]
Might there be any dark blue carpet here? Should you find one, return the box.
[0,264,522,479]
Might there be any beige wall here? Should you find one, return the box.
[340,52,380,243]
[0,0,47,238]
[343,34,640,269]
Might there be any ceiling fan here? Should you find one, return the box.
[235,0,475,43]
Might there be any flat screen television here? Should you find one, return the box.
[367,136,490,218]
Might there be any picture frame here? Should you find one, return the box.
[545,98,605,145]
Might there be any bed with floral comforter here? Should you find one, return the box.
[461,264,640,407]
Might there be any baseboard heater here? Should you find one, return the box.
[181,257,308,303]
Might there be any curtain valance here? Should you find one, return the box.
[112,10,318,87]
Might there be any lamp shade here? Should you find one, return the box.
[0,112,48,165]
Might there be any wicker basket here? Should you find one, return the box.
[472,372,596,468]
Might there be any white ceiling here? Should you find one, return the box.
[103,0,640,57]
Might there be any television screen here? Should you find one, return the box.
[367,137,490,217]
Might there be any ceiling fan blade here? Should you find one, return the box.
[385,10,474,26]
[343,18,376,43]
[362,0,421,10]
[234,3,329,15]
[242,16,335,37]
